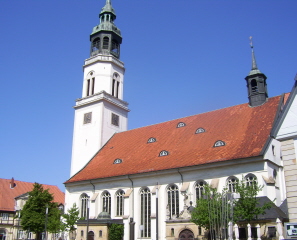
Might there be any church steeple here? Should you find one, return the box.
[70,0,129,176]
[245,37,268,107]
[90,0,122,58]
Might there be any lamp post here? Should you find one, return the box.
[44,204,48,240]
[86,199,90,240]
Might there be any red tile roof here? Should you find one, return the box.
[0,178,65,212]
[66,96,283,184]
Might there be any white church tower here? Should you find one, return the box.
[70,0,129,176]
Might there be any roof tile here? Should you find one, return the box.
[67,96,282,183]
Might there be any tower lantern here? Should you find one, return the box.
[90,0,122,58]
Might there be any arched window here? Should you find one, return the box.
[102,191,111,214]
[80,193,89,219]
[113,159,122,164]
[226,176,238,193]
[99,230,102,237]
[167,184,179,218]
[245,174,257,187]
[81,230,84,237]
[195,128,205,134]
[111,40,119,55]
[116,190,124,216]
[195,181,206,200]
[159,150,169,157]
[177,122,186,128]
[92,38,100,53]
[147,137,156,143]
[140,187,151,238]
[112,72,120,98]
[103,37,109,50]
[251,79,258,93]
[85,72,95,97]
[214,140,225,147]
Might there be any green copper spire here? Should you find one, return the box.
[248,36,261,76]
[91,0,121,37]
[100,0,116,17]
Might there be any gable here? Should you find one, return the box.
[276,93,297,140]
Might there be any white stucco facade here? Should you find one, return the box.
[65,142,286,240]
[70,54,129,177]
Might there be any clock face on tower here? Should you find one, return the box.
[83,112,92,124]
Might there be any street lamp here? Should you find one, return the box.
[86,198,90,240]
[44,204,48,240]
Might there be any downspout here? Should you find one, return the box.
[177,168,183,184]
[90,180,95,192]
[127,175,134,218]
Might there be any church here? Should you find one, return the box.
[64,1,297,240]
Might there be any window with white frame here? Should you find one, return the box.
[195,181,206,200]
[245,174,257,187]
[140,187,151,238]
[116,190,124,216]
[167,184,179,218]
[102,191,111,214]
[1,213,9,220]
[227,176,238,193]
[80,193,89,219]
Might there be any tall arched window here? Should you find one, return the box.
[116,190,124,216]
[103,37,109,50]
[85,72,95,97]
[226,176,238,193]
[111,40,119,55]
[195,181,206,200]
[245,174,257,187]
[251,79,258,93]
[167,184,179,218]
[102,191,111,214]
[112,72,120,98]
[140,187,151,238]
[80,193,89,219]
[92,38,100,53]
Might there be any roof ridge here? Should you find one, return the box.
[124,95,283,133]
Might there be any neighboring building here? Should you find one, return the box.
[273,78,297,223]
[0,178,65,240]
[64,1,296,240]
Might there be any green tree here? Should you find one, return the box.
[62,203,80,240]
[191,178,272,229]
[233,177,272,223]
[108,223,124,240]
[191,186,230,230]
[20,183,62,240]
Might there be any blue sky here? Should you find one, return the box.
[0,0,296,191]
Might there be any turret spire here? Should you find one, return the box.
[248,36,261,76]
[245,37,268,107]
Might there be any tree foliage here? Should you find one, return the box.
[191,186,230,230]
[62,203,80,233]
[191,178,272,229]
[233,178,272,223]
[20,183,62,238]
[108,223,124,240]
